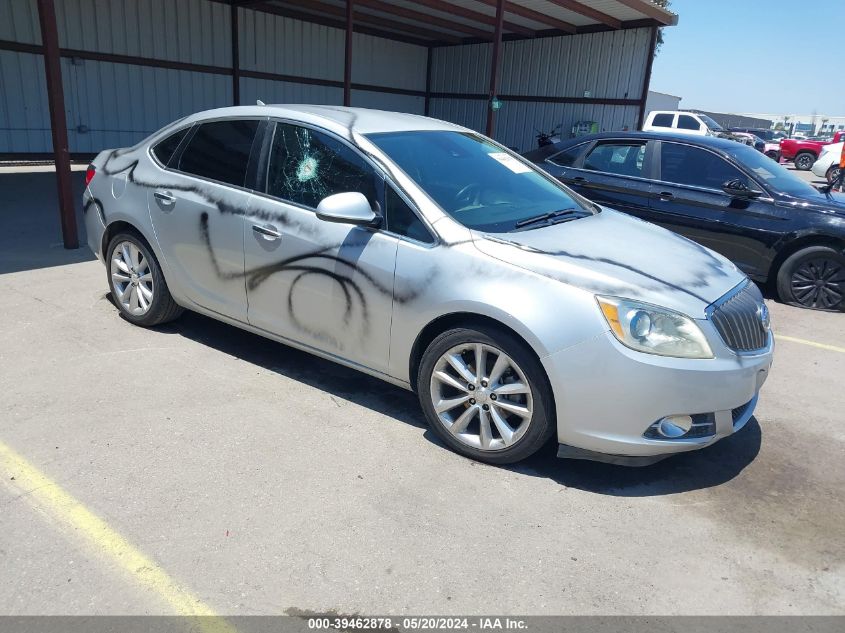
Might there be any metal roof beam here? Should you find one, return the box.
[410,0,534,36]
[612,0,678,25]
[354,0,494,39]
[472,0,576,33]
[543,0,622,29]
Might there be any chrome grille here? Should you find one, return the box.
[710,282,769,352]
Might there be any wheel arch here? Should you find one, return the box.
[408,312,548,395]
[769,234,845,281]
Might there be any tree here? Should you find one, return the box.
[654,0,672,55]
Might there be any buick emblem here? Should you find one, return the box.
[757,303,771,330]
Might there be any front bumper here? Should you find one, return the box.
[542,325,772,461]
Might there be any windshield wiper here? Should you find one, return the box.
[513,208,583,230]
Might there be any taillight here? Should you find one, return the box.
[85,164,96,186]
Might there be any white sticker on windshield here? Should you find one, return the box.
[488,152,532,174]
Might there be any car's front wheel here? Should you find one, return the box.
[794,152,816,171]
[776,245,845,311]
[106,232,184,326]
[417,326,555,464]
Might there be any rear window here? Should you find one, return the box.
[651,113,674,128]
[178,119,260,187]
[547,142,588,167]
[151,127,189,166]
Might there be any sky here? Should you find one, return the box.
[649,0,845,115]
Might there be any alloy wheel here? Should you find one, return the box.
[790,258,845,309]
[428,343,533,451]
[110,241,154,316]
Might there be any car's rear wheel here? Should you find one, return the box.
[794,152,816,171]
[765,150,779,161]
[417,327,555,464]
[826,165,841,185]
[106,232,183,326]
[776,245,845,311]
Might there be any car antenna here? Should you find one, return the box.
[256,99,265,106]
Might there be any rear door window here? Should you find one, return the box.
[677,115,703,131]
[582,142,647,177]
[660,143,747,190]
[651,113,674,128]
[178,119,260,187]
[151,127,189,166]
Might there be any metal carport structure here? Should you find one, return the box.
[0,0,677,248]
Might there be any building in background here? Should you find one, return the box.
[0,0,678,160]
[644,90,682,117]
[739,113,845,136]
[690,110,773,130]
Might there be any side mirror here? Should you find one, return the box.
[316,192,378,226]
[721,178,763,199]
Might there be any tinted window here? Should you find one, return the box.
[547,143,588,167]
[266,123,377,209]
[652,113,674,128]
[677,115,702,131]
[583,142,646,177]
[367,131,592,233]
[660,143,746,189]
[385,186,433,243]
[178,120,259,187]
[151,127,189,166]
[725,143,818,197]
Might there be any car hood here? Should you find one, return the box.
[471,209,746,318]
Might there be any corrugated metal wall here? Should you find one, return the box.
[1,0,651,155]
[0,0,426,154]
[429,27,651,151]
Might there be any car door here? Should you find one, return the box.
[555,139,654,218]
[148,118,263,322]
[647,140,782,277]
[243,120,398,373]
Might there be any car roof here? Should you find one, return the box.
[555,131,747,151]
[178,104,468,138]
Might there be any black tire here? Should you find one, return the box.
[776,245,845,311]
[794,152,816,171]
[826,165,841,186]
[106,231,184,326]
[417,326,555,464]
[765,150,779,161]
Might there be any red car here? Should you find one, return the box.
[780,131,845,170]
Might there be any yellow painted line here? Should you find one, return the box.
[0,440,235,633]
[775,334,845,354]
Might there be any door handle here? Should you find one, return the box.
[154,190,175,204]
[572,176,587,183]
[252,224,282,240]
[657,191,675,201]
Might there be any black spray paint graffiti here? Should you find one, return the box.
[92,145,439,348]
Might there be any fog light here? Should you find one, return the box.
[657,415,694,438]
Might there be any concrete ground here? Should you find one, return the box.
[0,167,843,616]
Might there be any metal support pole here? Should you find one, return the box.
[485,0,505,138]
[37,0,78,249]
[424,46,432,116]
[231,1,240,105]
[344,0,353,107]
[636,25,658,131]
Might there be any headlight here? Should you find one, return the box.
[596,296,714,359]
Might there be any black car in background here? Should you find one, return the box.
[523,132,845,311]
[729,127,786,143]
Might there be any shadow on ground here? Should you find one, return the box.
[0,170,93,274]
[152,308,761,498]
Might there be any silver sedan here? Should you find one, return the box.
[83,105,773,465]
